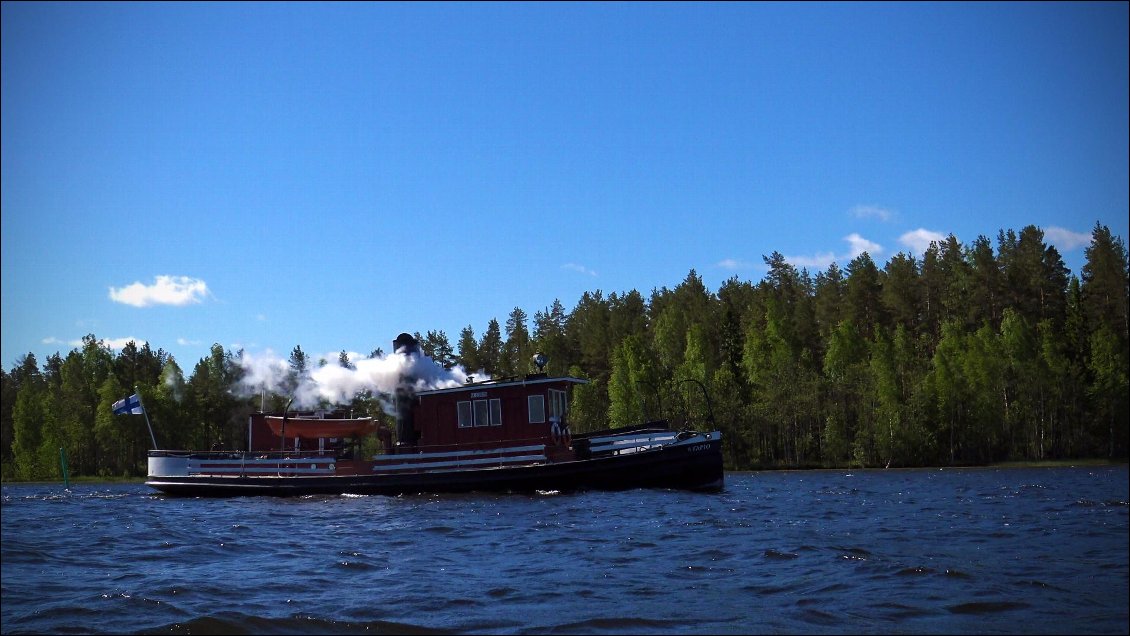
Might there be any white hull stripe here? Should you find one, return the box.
[372,444,546,461]
[192,467,335,475]
[372,453,546,473]
[188,457,335,476]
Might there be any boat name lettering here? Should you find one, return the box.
[471,391,488,398]
[689,444,711,453]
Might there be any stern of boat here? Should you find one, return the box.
[148,451,191,478]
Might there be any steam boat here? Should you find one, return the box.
[145,334,724,497]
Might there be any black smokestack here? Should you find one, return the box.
[393,332,419,356]
[394,333,420,450]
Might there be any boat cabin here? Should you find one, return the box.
[245,374,585,458]
[404,373,587,453]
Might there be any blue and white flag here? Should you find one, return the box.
[112,393,144,415]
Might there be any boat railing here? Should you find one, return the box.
[569,420,671,440]
[579,430,679,459]
[148,449,340,460]
[148,449,341,479]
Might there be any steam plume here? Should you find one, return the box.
[235,348,482,413]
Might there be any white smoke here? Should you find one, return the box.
[235,348,482,413]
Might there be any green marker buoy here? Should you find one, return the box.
[59,447,70,490]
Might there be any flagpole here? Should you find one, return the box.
[280,396,294,454]
[135,386,159,450]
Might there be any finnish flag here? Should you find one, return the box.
[112,393,144,415]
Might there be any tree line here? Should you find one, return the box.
[2,223,1126,480]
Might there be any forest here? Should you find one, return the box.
[2,223,1127,480]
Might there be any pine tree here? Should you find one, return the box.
[456,325,481,374]
[502,307,531,376]
[1088,324,1129,458]
[567,291,612,382]
[10,354,47,480]
[532,299,571,375]
[967,235,1002,329]
[478,319,503,378]
[1081,222,1129,343]
[422,330,455,369]
[845,252,885,339]
[814,263,848,342]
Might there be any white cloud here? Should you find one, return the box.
[109,275,209,307]
[69,336,146,350]
[176,337,201,346]
[899,228,946,255]
[785,251,837,270]
[851,204,893,222]
[784,233,882,270]
[1044,226,1091,252]
[717,258,755,270]
[102,337,146,350]
[39,336,145,352]
[562,263,597,276]
[845,233,882,258]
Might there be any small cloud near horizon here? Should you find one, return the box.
[101,337,146,350]
[845,233,882,258]
[899,228,946,255]
[109,275,209,307]
[62,336,147,350]
[1044,226,1091,252]
[785,233,883,271]
[851,204,894,222]
[562,263,598,276]
[39,336,145,352]
[717,258,755,271]
[785,251,837,270]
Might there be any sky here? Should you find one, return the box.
[3,1,1128,378]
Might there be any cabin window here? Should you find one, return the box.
[528,395,545,423]
[457,401,473,428]
[474,400,491,427]
[489,398,502,426]
[549,388,568,420]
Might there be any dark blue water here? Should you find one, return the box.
[2,466,1127,635]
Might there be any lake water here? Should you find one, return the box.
[2,466,1127,635]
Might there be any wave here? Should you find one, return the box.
[139,614,453,635]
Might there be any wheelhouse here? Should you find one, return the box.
[409,374,587,452]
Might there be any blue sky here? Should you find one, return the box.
[3,2,1128,373]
